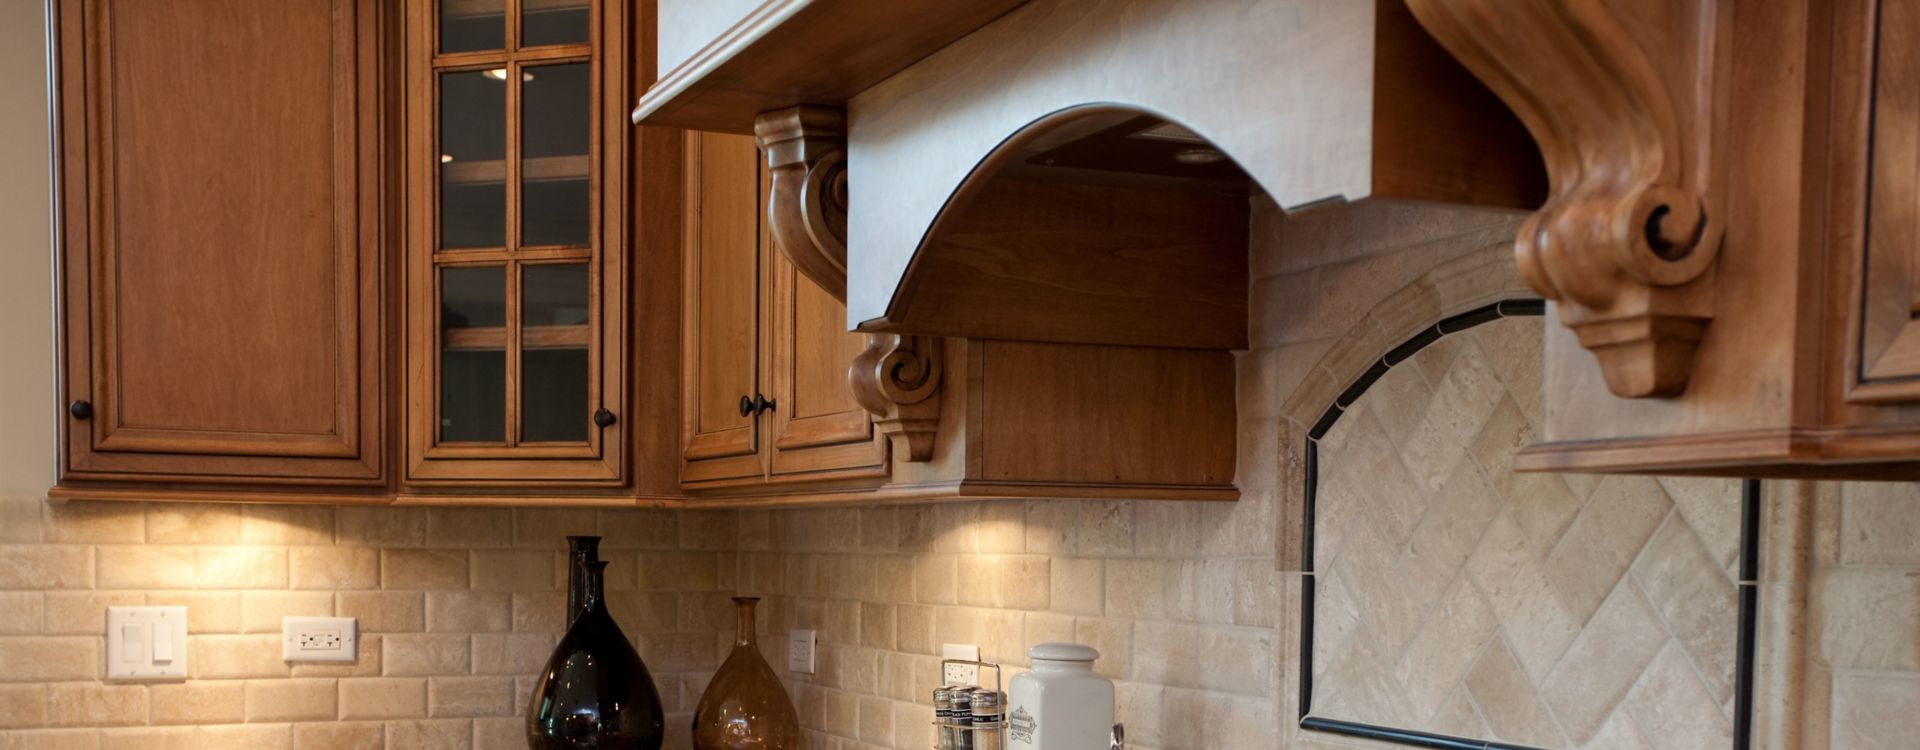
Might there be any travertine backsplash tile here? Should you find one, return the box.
[1308,317,1746,750]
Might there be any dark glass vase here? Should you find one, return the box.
[565,536,602,625]
[691,597,800,749]
[528,560,665,750]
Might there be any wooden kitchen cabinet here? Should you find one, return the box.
[53,0,389,486]
[402,0,631,486]
[50,0,690,503]
[679,131,887,492]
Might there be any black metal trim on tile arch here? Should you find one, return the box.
[1295,299,1761,750]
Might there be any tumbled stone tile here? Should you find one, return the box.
[1815,567,1920,672]
[1620,642,1732,750]
[1631,515,1738,705]
[1541,583,1666,744]
[1832,672,1920,750]
[1394,577,1497,723]
[1544,475,1672,625]
[1464,638,1564,748]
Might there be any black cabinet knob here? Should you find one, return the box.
[739,395,755,418]
[68,400,92,420]
[593,408,616,428]
[752,393,776,415]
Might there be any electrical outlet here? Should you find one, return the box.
[298,631,341,650]
[282,617,357,663]
[942,643,980,686]
[787,629,816,674]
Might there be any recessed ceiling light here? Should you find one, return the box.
[1174,148,1226,165]
[440,154,454,163]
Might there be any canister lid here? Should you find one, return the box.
[1027,642,1100,662]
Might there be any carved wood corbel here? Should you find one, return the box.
[753,105,850,298]
[753,105,945,461]
[850,334,943,462]
[1405,0,1728,397]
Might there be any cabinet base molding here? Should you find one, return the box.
[47,486,395,507]
[688,480,1239,509]
[45,482,1234,509]
[48,485,687,509]
[390,494,685,509]
[1517,427,1920,480]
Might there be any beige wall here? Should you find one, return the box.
[0,0,56,497]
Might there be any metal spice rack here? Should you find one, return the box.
[936,658,1005,750]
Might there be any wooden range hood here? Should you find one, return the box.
[644,0,1892,481]
[637,0,1544,352]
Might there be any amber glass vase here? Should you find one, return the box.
[691,597,800,749]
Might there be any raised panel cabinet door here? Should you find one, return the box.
[55,0,384,483]
[1850,0,1920,401]
[681,132,765,484]
[765,229,887,481]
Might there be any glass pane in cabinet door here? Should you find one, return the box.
[523,0,590,47]
[441,266,507,443]
[440,70,507,250]
[440,0,505,53]
[521,62,591,248]
[521,263,590,443]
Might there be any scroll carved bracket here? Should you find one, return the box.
[754,105,850,301]
[754,106,944,459]
[1406,0,1730,397]
[851,333,943,462]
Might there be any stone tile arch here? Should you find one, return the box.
[1291,308,1760,750]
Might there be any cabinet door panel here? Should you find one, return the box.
[1852,0,1920,400]
[681,132,764,482]
[766,229,885,480]
[57,0,382,483]
[403,0,624,485]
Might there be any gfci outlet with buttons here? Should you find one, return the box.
[943,643,981,686]
[282,616,357,663]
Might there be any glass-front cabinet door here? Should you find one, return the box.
[406,0,625,485]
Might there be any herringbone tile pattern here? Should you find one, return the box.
[1310,317,1741,749]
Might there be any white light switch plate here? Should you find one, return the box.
[282,617,358,663]
[943,643,981,686]
[106,606,187,681]
[787,629,816,674]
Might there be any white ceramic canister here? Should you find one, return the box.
[1006,643,1114,750]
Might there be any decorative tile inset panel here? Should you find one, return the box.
[1307,314,1743,750]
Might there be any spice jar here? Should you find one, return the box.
[950,686,975,750]
[933,687,955,750]
[971,689,1005,750]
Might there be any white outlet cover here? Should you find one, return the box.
[943,643,981,686]
[787,629,816,674]
[282,616,358,663]
[106,606,188,681]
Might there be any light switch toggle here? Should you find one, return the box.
[106,606,187,681]
[152,622,174,662]
[120,624,146,664]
